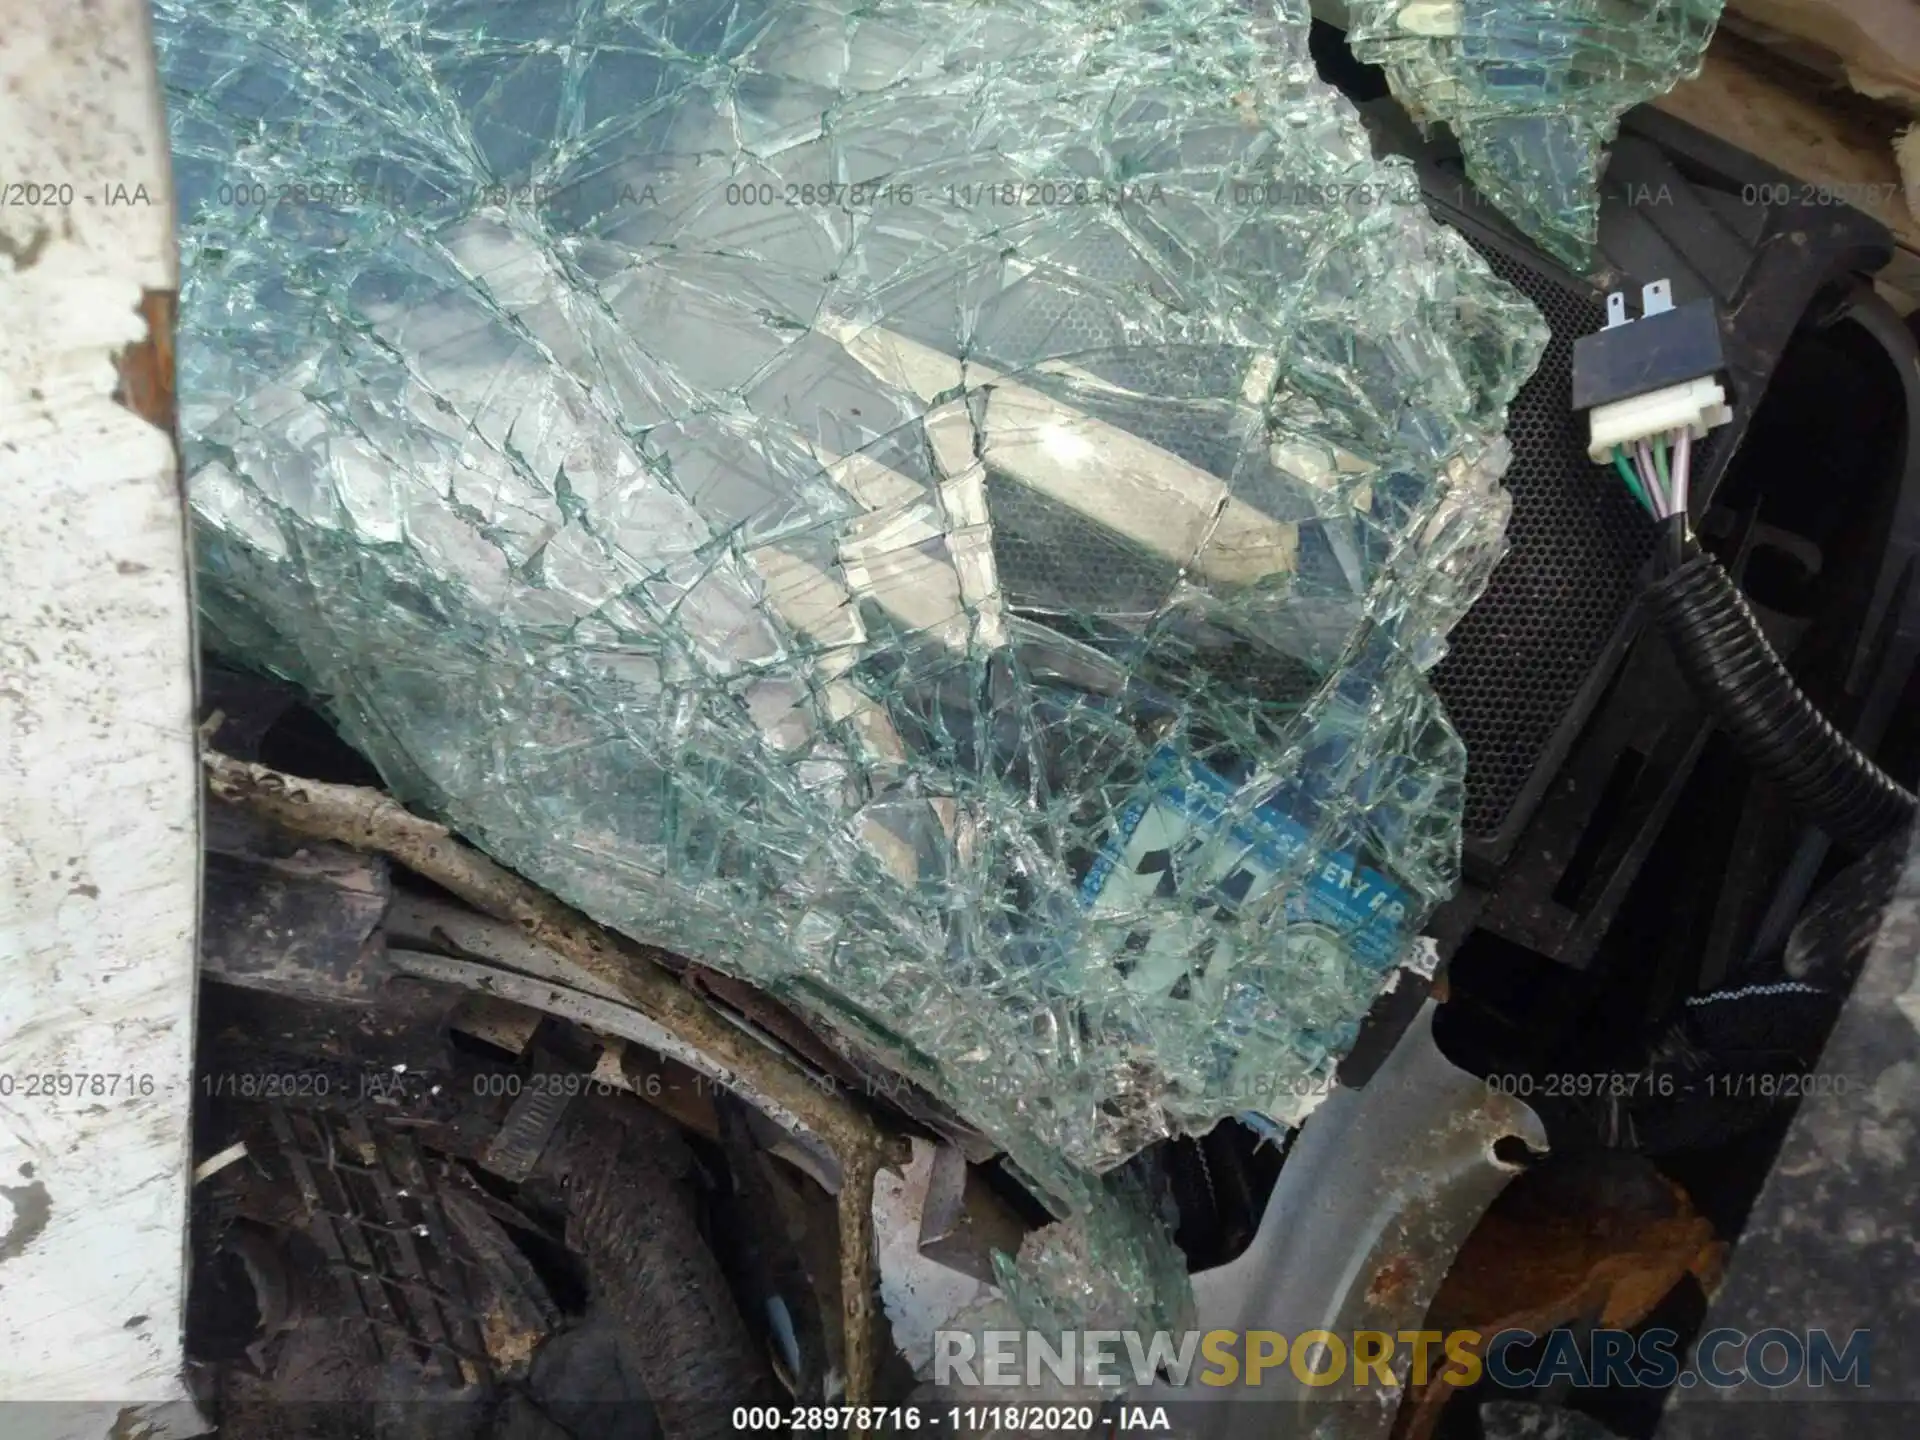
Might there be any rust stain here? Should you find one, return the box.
[1390,1160,1725,1440]
[1367,1251,1420,1309]
[684,963,864,1084]
[113,288,177,433]
[480,1300,540,1374]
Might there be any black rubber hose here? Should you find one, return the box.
[544,1097,783,1440]
[1646,540,1917,848]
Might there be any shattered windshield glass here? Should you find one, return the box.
[159,0,1545,1331]
[1346,0,1723,269]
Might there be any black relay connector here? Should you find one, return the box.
[1571,279,1730,462]
[1573,286,1724,410]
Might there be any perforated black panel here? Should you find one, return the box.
[1434,241,1657,850]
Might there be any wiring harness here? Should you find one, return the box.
[1554,285,1917,1160]
[1609,428,1695,569]
[1582,353,1912,844]
[1645,523,1916,847]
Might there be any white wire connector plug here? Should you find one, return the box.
[1586,375,1732,463]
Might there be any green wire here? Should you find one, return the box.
[1653,436,1671,495]
[1611,446,1652,514]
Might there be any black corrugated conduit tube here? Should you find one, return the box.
[1644,518,1916,849]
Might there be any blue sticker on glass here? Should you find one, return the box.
[1079,744,1412,973]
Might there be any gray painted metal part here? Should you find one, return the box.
[1152,999,1548,1439]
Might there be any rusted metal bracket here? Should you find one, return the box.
[203,749,907,1411]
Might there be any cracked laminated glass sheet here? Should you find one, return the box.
[162,0,1546,1240]
[1345,0,1722,270]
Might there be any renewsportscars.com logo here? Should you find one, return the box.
[933,1326,1873,1392]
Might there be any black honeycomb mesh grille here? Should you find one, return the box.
[1434,240,1658,848]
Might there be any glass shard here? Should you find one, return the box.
[159,0,1547,1333]
[1347,0,1724,269]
